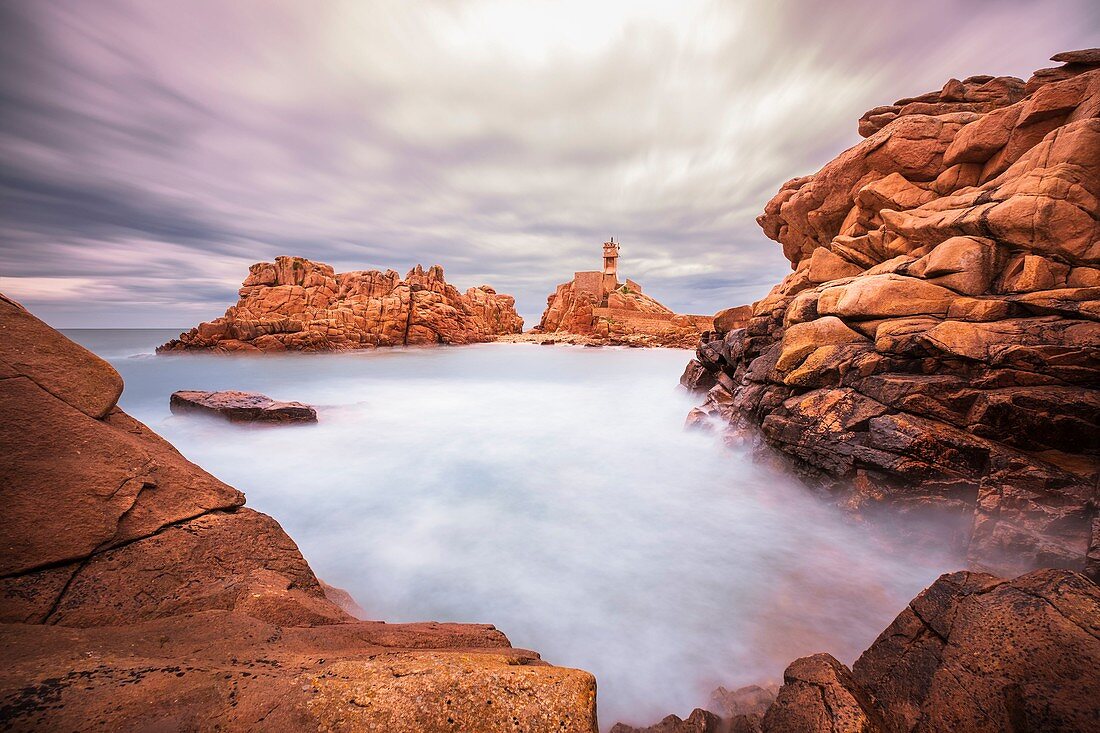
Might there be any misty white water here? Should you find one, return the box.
[69,329,957,728]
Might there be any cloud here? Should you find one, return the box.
[1,0,1097,326]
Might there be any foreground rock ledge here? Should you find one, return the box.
[171,390,318,423]
[0,294,597,732]
[683,48,1100,579]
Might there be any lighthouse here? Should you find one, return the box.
[602,237,620,292]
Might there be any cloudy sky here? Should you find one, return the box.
[1,0,1097,328]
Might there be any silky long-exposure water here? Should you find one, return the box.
[68,329,958,728]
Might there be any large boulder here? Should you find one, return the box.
[0,297,597,731]
[688,49,1100,578]
[850,569,1100,732]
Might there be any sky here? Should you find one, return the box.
[1,0,1097,328]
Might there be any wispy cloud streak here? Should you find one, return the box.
[1,0,1097,326]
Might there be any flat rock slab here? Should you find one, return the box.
[170,390,317,423]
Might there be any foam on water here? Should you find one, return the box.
[68,330,958,728]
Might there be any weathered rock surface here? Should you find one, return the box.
[850,569,1100,733]
[0,297,596,731]
[614,569,1100,733]
[684,49,1100,578]
[170,390,317,423]
[762,653,884,732]
[158,257,523,352]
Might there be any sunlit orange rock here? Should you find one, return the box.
[686,49,1100,579]
[538,240,723,348]
[159,257,523,352]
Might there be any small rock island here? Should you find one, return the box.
[158,257,523,352]
[530,239,741,348]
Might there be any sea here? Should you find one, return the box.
[65,329,958,729]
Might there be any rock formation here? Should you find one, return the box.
[171,390,318,423]
[537,240,723,348]
[682,50,1100,579]
[158,257,523,352]
[614,568,1100,732]
[0,293,596,731]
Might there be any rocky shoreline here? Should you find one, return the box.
[682,49,1100,582]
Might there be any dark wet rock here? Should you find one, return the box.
[170,390,318,423]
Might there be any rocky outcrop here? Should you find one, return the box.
[538,278,721,348]
[614,569,1100,732]
[158,257,523,352]
[170,390,317,423]
[0,294,596,731]
[683,50,1100,578]
[848,569,1100,733]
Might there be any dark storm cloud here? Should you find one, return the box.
[1,0,1097,326]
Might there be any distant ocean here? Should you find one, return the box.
[66,329,958,727]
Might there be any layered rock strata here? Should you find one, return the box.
[159,257,523,352]
[538,278,721,348]
[0,294,596,731]
[614,569,1100,732]
[683,50,1100,578]
[170,390,317,423]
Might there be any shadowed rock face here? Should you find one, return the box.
[615,569,1100,733]
[158,256,523,352]
[683,49,1100,579]
[0,295,596,731]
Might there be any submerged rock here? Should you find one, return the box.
[158,257,523,352]
[0,296,597,731]
[171,389,317,423]
[685,48,1100,579]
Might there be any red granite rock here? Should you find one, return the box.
[538,270,719,348]
[158,258,523,352]
[0,297,596,732]
[688,49,1100,578]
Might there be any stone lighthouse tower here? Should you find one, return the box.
[602,237,620,292]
